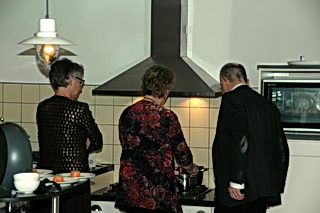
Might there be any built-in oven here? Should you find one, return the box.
[262,79,320,134]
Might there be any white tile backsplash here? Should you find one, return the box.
[98,124,114,145]
[22,84,40,103]
[114,96,132,106]
[22,122,38,142]
[96,144,113,164]
[190,97,209,108]
[78,85,95,105]
[0,83,3,102]
[3,103,21,122]
[22,103,37,122]
[95,106,113,124]
[171,97,190,107]
[190,148,209,168]
[1,82,217,188]
[190,107,209,127]
[171,107,190,128]
[39,84,53,101]
[190,127,209,148]
[4,84,21,103]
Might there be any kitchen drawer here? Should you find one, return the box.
[182,205,214,213]
[91,201,121,213]
[90,201,214,213]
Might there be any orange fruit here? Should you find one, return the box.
[53,176,64,182]
[70,170,81,177]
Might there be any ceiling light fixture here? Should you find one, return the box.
[18,0,76,71]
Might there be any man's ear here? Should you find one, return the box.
[66,75,72,87]
[221,77,229,85]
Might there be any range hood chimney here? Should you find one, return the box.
[92,0,221,98]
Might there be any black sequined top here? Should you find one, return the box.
[37,95,103,173]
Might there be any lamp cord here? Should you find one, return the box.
[45,0,49,18]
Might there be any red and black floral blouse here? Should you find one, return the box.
[115,100,193,213]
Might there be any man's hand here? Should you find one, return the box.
[228,186,245,200]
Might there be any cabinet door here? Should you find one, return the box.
[91,201,121,213]
[182,205,213,213]
[268,140,320,213]
[91,201,214,213]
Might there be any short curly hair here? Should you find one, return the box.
[141,64,175,98]
[49,58,84,90]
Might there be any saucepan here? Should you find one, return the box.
[176,166,208,192]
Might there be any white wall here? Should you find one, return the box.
[189,0,320,87]
[1,0,320,87]
[0,0,150,84]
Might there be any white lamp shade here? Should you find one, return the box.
[18,36,74,45]
[18,18,74,45]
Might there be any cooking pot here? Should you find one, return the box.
[176,166,208,192]
[0,120,33,189]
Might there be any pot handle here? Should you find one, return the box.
[198,166,209,172]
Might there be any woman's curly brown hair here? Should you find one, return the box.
[141,64,175,98]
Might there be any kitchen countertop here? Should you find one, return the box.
[91,186,216,207]
[32,152,114,176]
[89,164,114,176]
[0,180,91,213]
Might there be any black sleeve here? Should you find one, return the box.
[278,127,289,193]
[223,95,248,184]
[82,103,103,152]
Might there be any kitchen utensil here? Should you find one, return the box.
[14,180,40,194]
[47,177,79,187]
[57,172,95,182]
[176,166,209,192]
[176,173,192,192]
[196,166,209,186]
[287,60,320,66]
[0,121,33,189]
[36,169,53,174]
[14,172,40,182]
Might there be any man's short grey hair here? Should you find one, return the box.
[220,63,248,83]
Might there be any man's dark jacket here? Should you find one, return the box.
[212,85,289,207]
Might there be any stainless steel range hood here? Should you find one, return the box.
[92,0,221,98]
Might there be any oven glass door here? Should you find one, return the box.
[263,80,320,132]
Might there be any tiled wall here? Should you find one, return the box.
[0,83,221,188]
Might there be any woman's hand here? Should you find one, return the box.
[183,163,199,176]
[86,138,91,149]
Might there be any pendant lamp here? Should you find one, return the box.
[18,0,76,68]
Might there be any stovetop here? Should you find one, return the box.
[179,185,212,200]
[102,184,212,201]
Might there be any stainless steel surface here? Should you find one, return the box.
[177,174,191,192]
[52,195,60,213]
[92,0,221,98]
[0,121,32,189]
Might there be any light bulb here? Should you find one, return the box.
[43,45,56,56]
[36,44,60,65]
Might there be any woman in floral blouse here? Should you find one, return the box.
[115,65,198,213]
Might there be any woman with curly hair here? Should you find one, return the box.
[115,64,198,213]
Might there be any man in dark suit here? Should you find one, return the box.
[212,63,289,213]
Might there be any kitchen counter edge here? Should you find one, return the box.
[91,188,215,207]
[89,164,114,176]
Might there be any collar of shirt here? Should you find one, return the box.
[231,83,247,91]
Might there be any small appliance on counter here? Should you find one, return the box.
[287,55,320,66]
[0,118,33,190]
